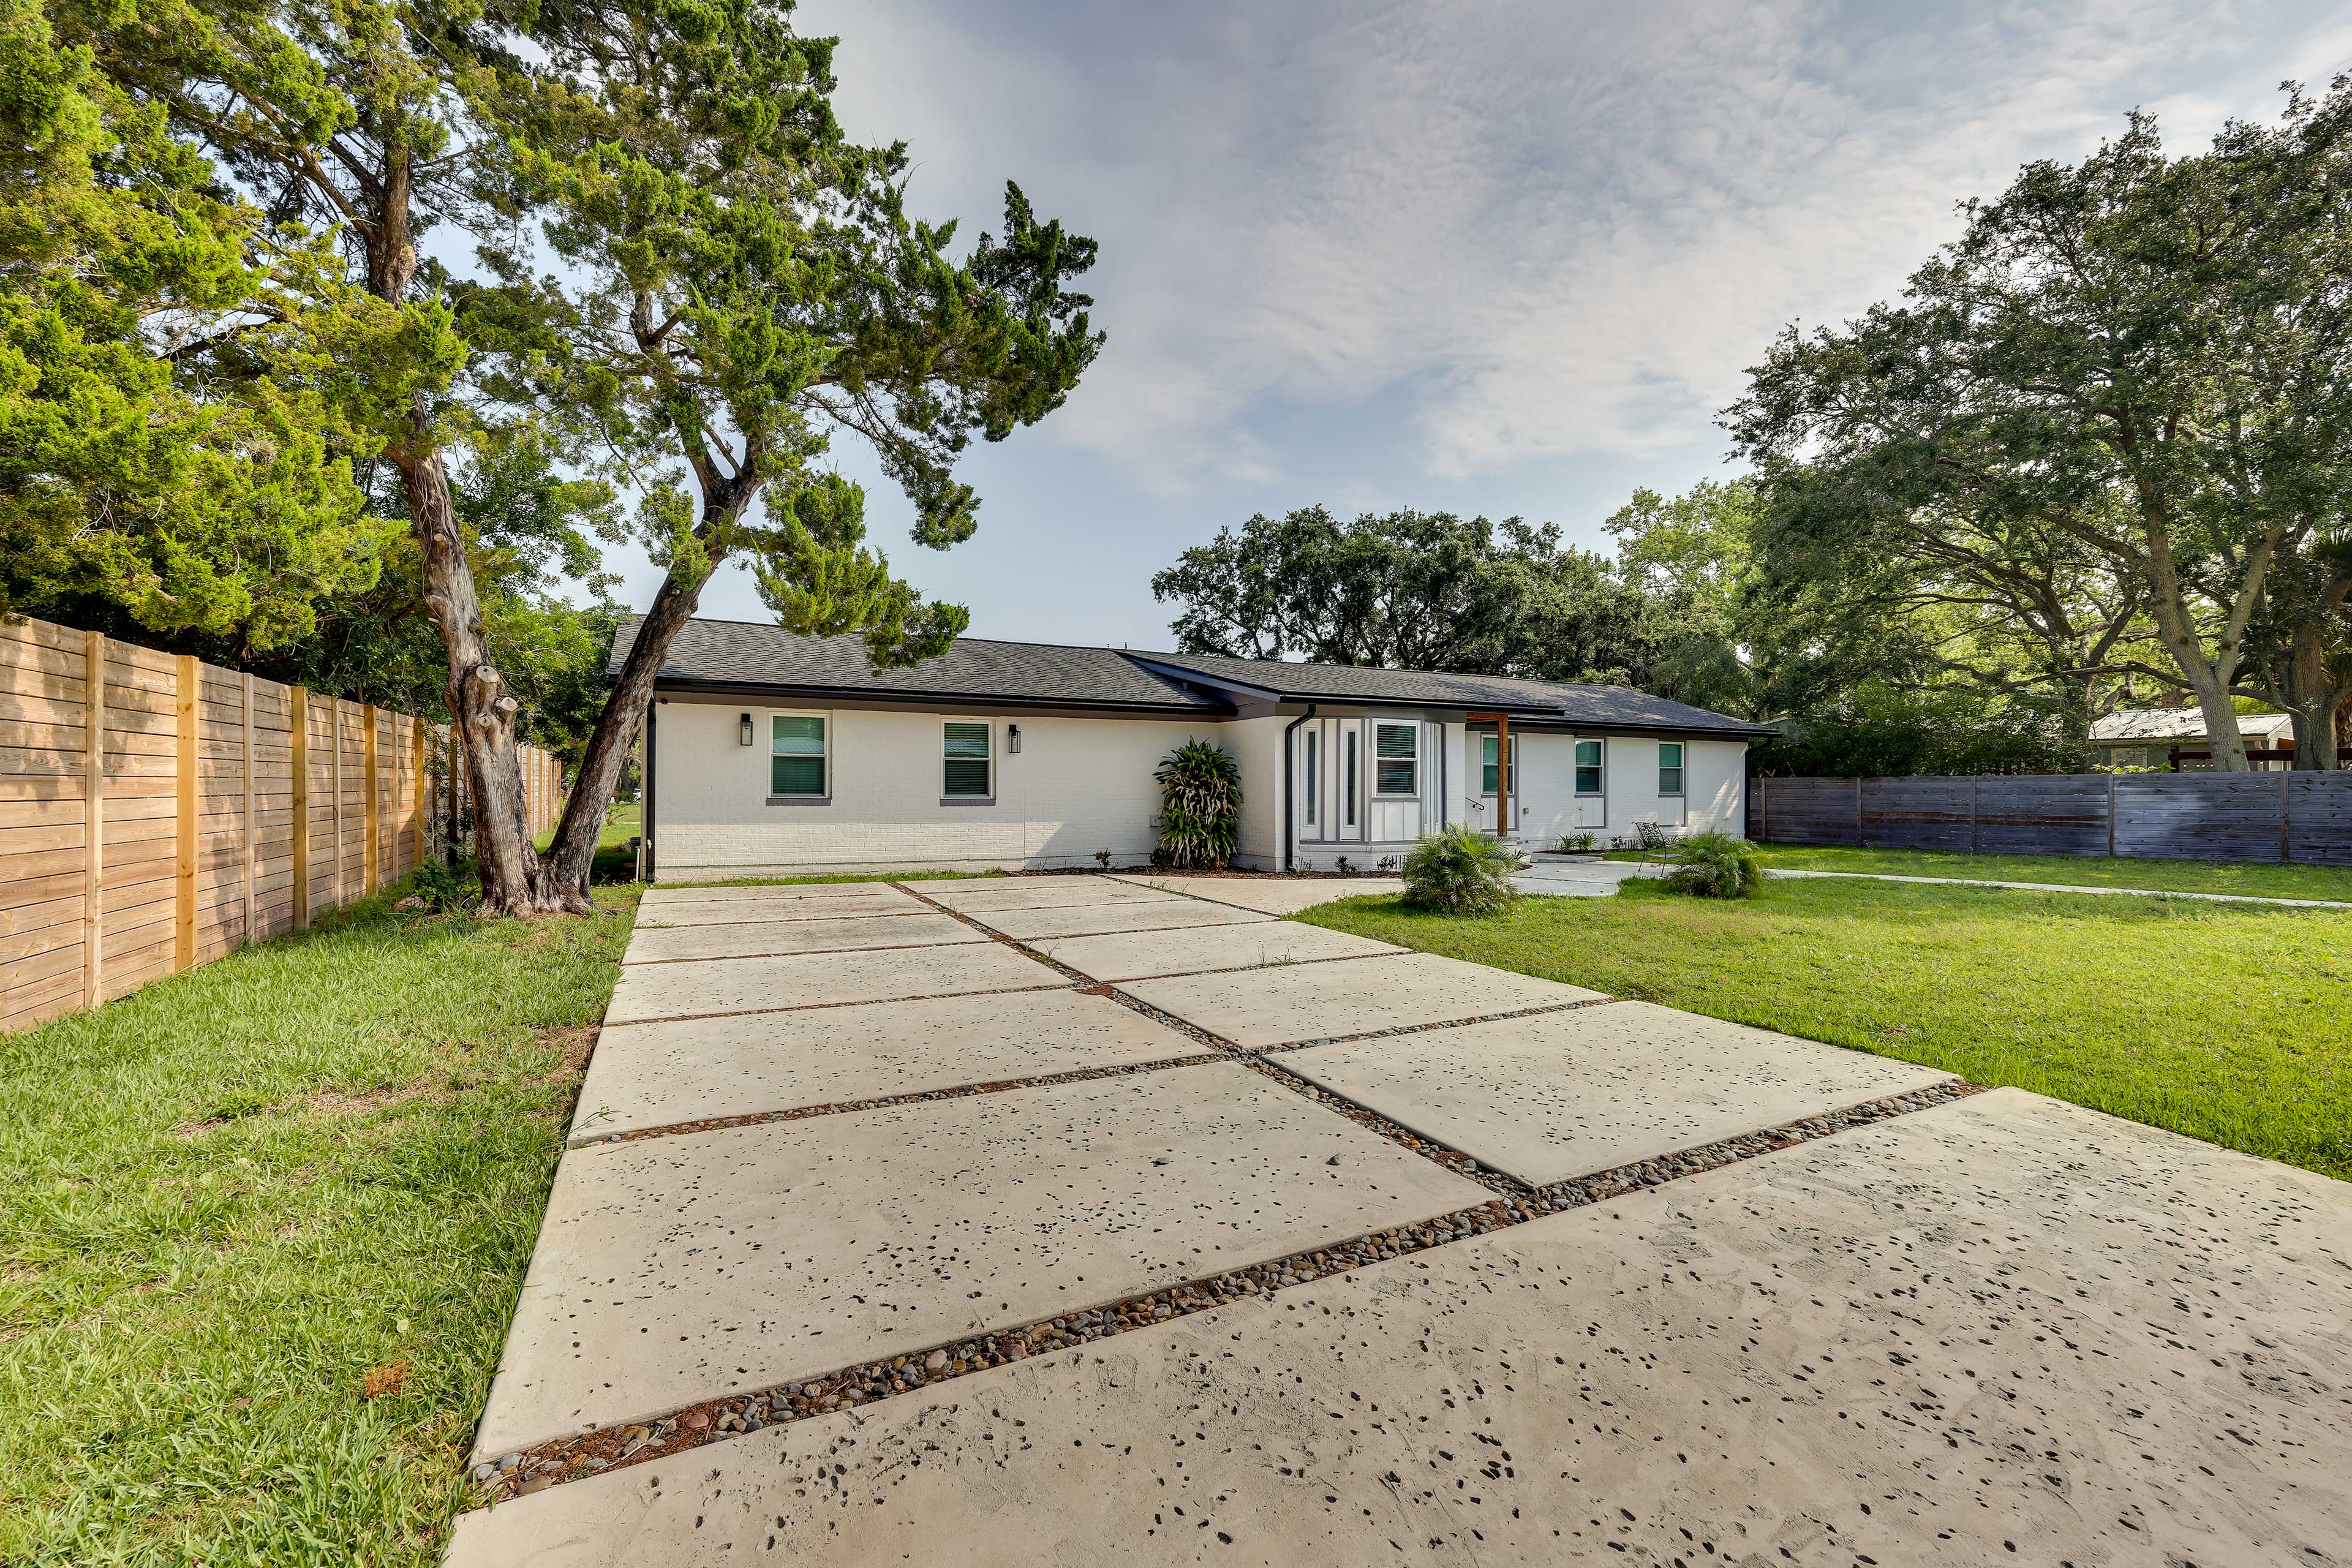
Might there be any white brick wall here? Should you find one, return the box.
[650,699,1236,875]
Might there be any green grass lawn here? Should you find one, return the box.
[1303,878,2352,1181]
[1604,841,2352,902]
[0,884,639,1567]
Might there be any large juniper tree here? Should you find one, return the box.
[494,0,1101,908]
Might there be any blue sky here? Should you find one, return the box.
[598,0,2352,647]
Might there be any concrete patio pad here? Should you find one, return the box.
[620,911,982,965]
[1122,951,1604,1049]
[471,1062,1488,1458]
[568,989,1205,1145]
[922,875,1180,913]
[1285,1000,1956,1184]
[977,897,1271,941]
[634,892,930,927]
[1113,874,1403,914]
[447,1089,2352,1567]
[643,881,909,904]
[1031,921,1405,983]
[605,943,1063,1025]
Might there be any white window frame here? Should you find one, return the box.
[1373,720,1420,797]
[1657,741,1686,798]
[941,719,995,804]
[767,711,830,804]
[1574,737,1604,797]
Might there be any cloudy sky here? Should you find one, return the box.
[605,0,2352,647]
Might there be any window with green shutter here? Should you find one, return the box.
[1657,741,1684,797]
[1373,722,1418,796]
[771,715,826,797]
[943,722,992,797]
[1574,739,1603,796]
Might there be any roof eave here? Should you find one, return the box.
[645,673,1234,717]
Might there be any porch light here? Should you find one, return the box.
[738,713,754,746]
[1007,723,1022,753]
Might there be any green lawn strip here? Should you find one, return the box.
[1299,879,2352,1182]
[0,883,639,1567]
[1604,842,2352,902]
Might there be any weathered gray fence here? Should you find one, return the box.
[1751,772,2352,865]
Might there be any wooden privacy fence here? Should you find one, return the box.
[1,614,564,1033]
[1751,771,2352,865]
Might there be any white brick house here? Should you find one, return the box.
[624,619,1771,878]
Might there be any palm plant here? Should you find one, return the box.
[1153,740,1243,869]
[1403,825,1520,915]
[1660,830,1764,898]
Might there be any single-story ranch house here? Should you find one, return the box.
[619,617,1774,877]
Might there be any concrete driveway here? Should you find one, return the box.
[450,874,2352,1566]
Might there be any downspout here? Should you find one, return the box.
[1281,704,1317,873]
[643,696,659,883]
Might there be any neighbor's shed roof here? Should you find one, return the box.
[2089,708,2294,744]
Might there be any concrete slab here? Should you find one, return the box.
[921,876,1180,914]
[978,897,1272,941]
[568,989,1205,1144]
[604,943,1063,1025]
[1031,921,1406,983]
[620,912,982,965]
[449,1089,2352,1567]
[634,892,930,927]
[1512,861,1644,898]
[472,1062,1489,1457]
[643,881,910,904]
[1285,1000,1956,1184]
[1122,951,1604,1049]
[1114,874,1404,914]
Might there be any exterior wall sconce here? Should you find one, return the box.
[738,713,754,746]
[1006,723,1022,753]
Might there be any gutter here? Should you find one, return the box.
[1280,704,1318,873]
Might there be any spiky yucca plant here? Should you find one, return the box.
[1153,739,1243,869]
[1660,830,1763,898]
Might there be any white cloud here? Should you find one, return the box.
[800,0,2346,489]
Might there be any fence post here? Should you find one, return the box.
[1969,775,1979,854]
[290,687,310,930]
[82,630,105,1008]
[363,704,379,896]
[331,701,345,910]
[243,672,257,943]
[2280,769,2292,864]
[2106,772,2117,859]
[1855,776,1866,848]
[412,718,427,877]
[175,654,198,972]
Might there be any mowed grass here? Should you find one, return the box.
[1302,878,2352,1180]
[0,884,639,1567]
[1606,841,2352,902]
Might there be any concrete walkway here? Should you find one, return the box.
[1762,864,2352,908]
[448,873,2352,1567]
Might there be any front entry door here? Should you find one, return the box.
[1295,717,1367,844]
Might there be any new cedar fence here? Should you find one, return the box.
[1,614,563,1033]
[1751,771,2352,865]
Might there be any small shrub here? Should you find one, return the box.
[1659,830,1762,899]
[408,859,480,913]
[1093,848,1112,869]
[1556,831,1595,854]
[1335,854,1354,876]
[1153,739,1242,869]
[1375,855,1398,874]
[1402,825,1520,916]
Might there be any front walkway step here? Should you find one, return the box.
[1283,1000,1954,1185]
[448,1088,2352,1566]
[470,1061,1489,1458]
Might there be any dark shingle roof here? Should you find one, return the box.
[611,618,1224,712]
[616,617,1768,735]
[1126,650,1770,736]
